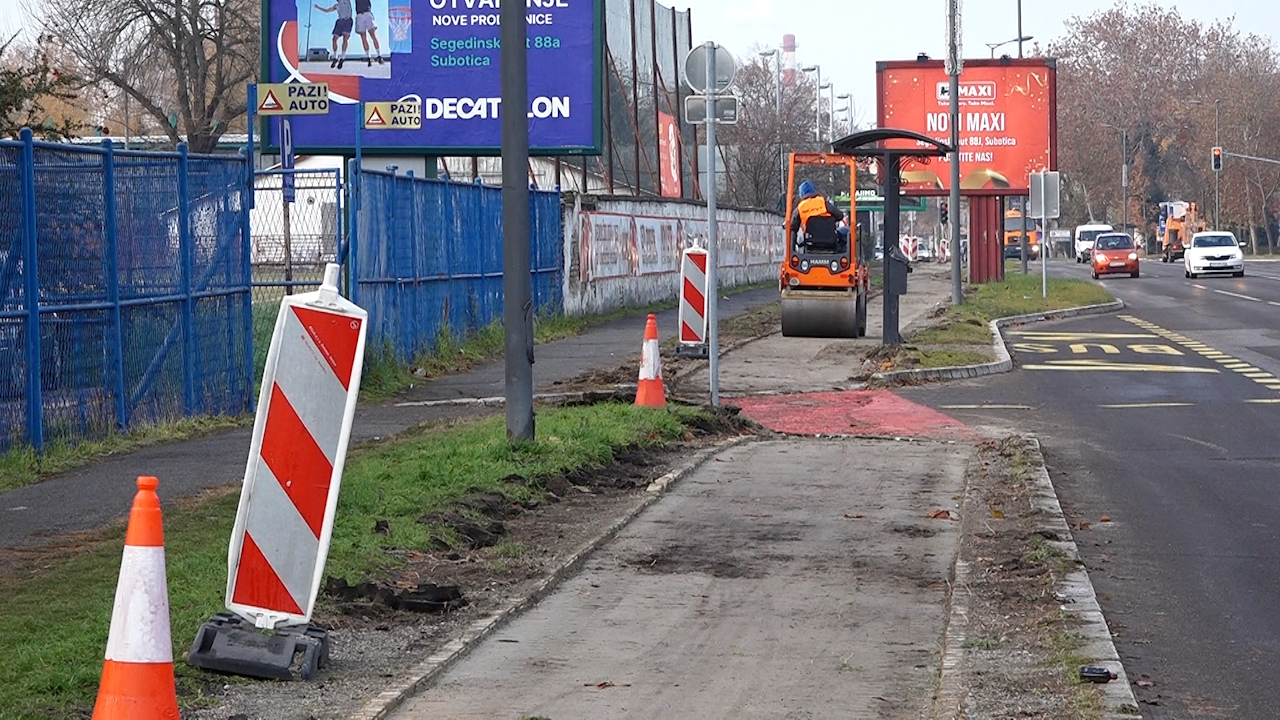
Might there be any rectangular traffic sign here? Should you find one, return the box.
[1029,171,1060,219]
[363,101,422,130]
[257,83,329,116]
[684,95,738,125]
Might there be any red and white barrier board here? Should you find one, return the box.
[899,235,919,261]
[225,264,368,629]
[679,247,708,346]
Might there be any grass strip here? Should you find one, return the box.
[0,281,773,492]
[0,403,709,718]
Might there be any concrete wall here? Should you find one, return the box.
[562,194,785,316]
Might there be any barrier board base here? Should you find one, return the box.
[676,342,709,359]
[187,611,329,681]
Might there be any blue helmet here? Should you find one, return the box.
[798,180,818,199]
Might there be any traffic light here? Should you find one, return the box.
[940,201,949,224]
[1212,146,1223,172]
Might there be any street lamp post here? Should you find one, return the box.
[1103,123,1129,239]
[801,65,821,142]
[760,49,784,204]
[985,35,1033,58]
[824,81,834,140]
[836,93,852,135]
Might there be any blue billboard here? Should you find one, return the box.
[262,0,603,155]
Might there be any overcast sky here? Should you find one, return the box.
[668,0,1279,124]
[3,0,1273,123]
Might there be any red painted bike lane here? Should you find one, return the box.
[734,389,976,441]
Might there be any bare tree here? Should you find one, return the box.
[716,53,827,209]
[38,0,257,152]
[0,32,81,139]
[1052,3,1280,247]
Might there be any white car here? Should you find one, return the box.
[1184,231,1245,278]
[1074,223,1114,263]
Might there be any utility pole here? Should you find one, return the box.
[500,0,534,441]
[1215,100,1220,230]
[947,0,963,304]
[1017,0,1024,58]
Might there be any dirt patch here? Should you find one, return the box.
[625,542,761,579]
[947,436,1108,716]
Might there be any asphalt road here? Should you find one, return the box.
[901,256,1280,718]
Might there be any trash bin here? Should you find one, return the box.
[886,245,913,295]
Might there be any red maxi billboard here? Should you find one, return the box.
[876,58,1057,195]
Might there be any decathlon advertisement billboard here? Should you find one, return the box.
[262,0,604,155]
[876,58,1057,195]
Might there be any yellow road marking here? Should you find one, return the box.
[1023,359,1219,373]
[1010,332,1156,341]
[1100,402,1196,409]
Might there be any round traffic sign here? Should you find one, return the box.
[683,43,737,94]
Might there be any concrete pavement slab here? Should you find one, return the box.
[388,438,968,720]
[676,262,953,397]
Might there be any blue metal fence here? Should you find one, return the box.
[351,170,563,362]
[0,129,253,452]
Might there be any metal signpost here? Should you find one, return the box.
[1029,171,1061,299]
[247,82,331,292]
[945,0,963,304]
[683,41,737,406]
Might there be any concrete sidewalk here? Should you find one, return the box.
[388,439,968,720]
[0,288,775,556]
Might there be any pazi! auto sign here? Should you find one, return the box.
[876,58,1057,195]
[264,0,603,155]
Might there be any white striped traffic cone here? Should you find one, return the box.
[635,313,666,407]
[92,476,179,720]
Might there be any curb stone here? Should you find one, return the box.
[349,435,755,720]
[871,299,1126,384]
[1024,436,1142,718]
[934,436,1140,718]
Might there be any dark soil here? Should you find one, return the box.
[312,402,761,629]
[950,436,1105,715]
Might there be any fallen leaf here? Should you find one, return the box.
[1137,680,1155,687]
[989,508,1006,519]
[586,681,631,689]
[1101,515,1113,523]
[844,513,866,519]
[929,509,956,520]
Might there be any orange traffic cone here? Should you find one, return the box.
[635,313,666,407]
[92,476,179,720]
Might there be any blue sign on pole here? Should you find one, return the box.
[281,117,295,203]
[263,0,603,155]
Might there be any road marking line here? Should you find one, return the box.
[1214,289,1262,302]
[940,404,1035,410]
[1270,301,1280,308]
[1171,433,1229,453]
[1192,283,1208,290]
[1103,402,1195,409]
[1241,371,1272,378]
[1246,398,1280,404]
